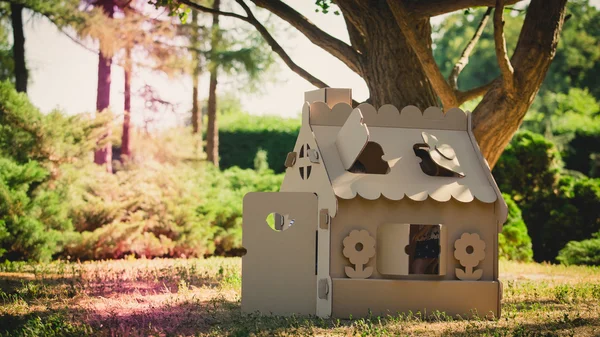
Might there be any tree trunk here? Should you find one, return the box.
[335,3,438,109]
[190,10,202,134]
[94,0,115,173]
[121,47,132,160]
[206,0,220,167]
[10,3,27,93]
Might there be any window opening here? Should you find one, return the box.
[413,143,461,177]
[265,213,295,232]
[406,224,441,275]
[348,142,390,175]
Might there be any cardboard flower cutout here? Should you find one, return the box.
[343,229,376,279]
[454,233,486,280]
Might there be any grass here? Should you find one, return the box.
[0,258,599,337]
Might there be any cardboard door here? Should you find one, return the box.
[242,192,318,316]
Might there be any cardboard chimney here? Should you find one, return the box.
[242,88,507,319]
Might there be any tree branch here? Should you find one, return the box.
[448,7,492,90]
[407,0,522,18]
[178,0,247,21]
[456,79,498,104]
[494,0,515,91]
[249,0,362,75]
[177,0,359,104]
[387,0,458,109]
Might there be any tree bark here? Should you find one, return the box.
[206,0,220,167]
[121,46,132,160]
[472,0,568,168]
[10,3,27,93]
[190,10,202,134]
[94,0,115,173]
[336,2,437,109]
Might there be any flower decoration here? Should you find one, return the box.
[342,229,376,279]
[454,232,486,281]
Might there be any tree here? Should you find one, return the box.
[155,0,568,168]
[10,3,26,92]
[434,1,600,101]
[122,45,132,159]
[0,4,15,82]
[0,0,85,93]
[93,0,116,173]
[190,9,202,134]
[205,0,220,166]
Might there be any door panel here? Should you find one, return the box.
[242,192,318,315]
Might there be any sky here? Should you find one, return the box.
[23,0,600,126]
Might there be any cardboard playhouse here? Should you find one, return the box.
[242,88,507,319]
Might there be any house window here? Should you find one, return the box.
[377,223,445,276]
[348,142,390,175]
[407,224,442,275]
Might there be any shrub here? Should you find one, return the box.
[218,112,300,173]
[498,194,533,262]
[493,131,562,204]
[0,82,93,261]
[0,157,69,261]
[0,81,98,166]
[557,232,600,266]
[61,162,218,260]
[495,131,600,262]
[198,166,283,254]
[523,176,600,262]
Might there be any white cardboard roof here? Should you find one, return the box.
[309,102,499,204]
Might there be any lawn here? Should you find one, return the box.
[1,258,599,337]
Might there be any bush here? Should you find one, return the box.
[0,157,70,261]
[0,82,95,261]
[0,81,98,166]
[61,162,218,260]
[59,150,284,260]
[522,176,600,262]
[493,131,562,204]
[198,166,283,254]
[498,194,533,262]
[522,88,600,178]
[495,131,600,262]
[557,232,600,266]
[218,112,300,173]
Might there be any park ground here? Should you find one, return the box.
[1,258,599,337]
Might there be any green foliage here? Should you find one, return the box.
[495,132,600,262]
[433,7,523,93]
[0,82,95,261]
[253,148,269,172]
[434,1,600,99]
[219,111,300,173]
[557,232,600,266]
[526,88,600,178]
[520,176,600,263]
[198,166,283,254]
[493,131,562,204]
[1,312,92,337]
[499,194,533,262]
[0,81,98,165]
[55,126,284,259]
[543,1,600,99]
[0,8,13,83]
[0,158,60,261]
